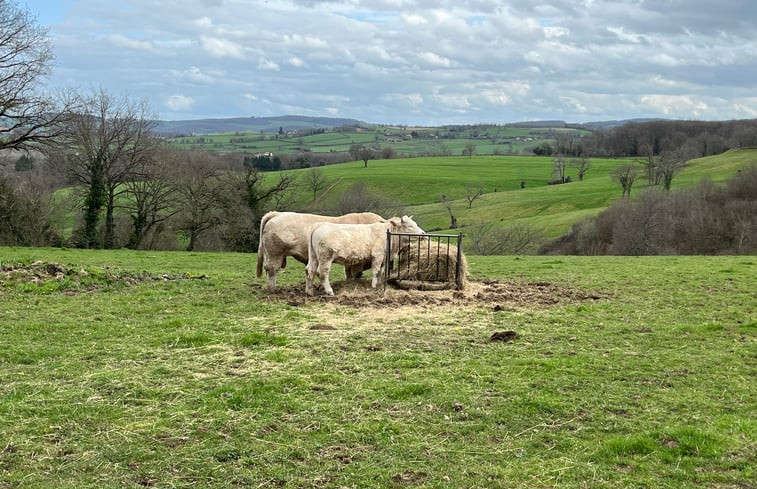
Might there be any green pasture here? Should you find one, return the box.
[286,149,756,240]
[49,149,756,250]
[1,248,754,488]
[166,125,574,157]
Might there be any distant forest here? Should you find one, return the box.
[555,119,757,159]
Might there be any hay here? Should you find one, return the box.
[389,237,469,290]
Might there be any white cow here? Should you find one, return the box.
[306,216,425,296]
[256,211,384,290]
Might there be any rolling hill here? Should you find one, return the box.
[153,115,364,136]
[277,149,757,249]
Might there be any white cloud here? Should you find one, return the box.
[607,26,644,43]
[33,0,757,123]
[165,94,194,111]
[108,34,153,51]
[200,35,245,58]
[418,52,452,68]
[733,100,757,118]
[193,16,213,29]
[258,58,280,71]
[288,56,306,67]
[172,66,213,84]
[639,94,710,117]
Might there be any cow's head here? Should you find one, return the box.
[388,216,425,258]
[390,215,424,235]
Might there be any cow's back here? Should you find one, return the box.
[264,212,384,263]
[310,221,388,265]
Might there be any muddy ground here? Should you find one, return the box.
[259,278,604,310]
[2,261,603,310]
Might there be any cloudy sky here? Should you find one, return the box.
[25,0,757,125]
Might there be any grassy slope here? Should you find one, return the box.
[1,248,754,488]
[286,149,756,238]
[51,148,755,246]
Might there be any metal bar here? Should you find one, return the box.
[384,232,464,287]
[415,235,421,281]
[455,233,463,290]
[444,237,450,282]
[384,229,391,290]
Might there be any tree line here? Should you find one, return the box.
[541,166,757,255]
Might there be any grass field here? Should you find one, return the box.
[287,149,757,240]
[47,148,755,251]
[167,125,585,157]
[1,248,754,487]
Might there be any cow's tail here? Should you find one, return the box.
[307,224,319,276]
[256,211,278,278]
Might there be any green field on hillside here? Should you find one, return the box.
[1,248,754,488]
[49,148,755,250]
[283,149,756,240]
[167,125,585,157]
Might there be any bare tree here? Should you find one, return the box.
[303,167,329,201]
[467,221,545,255]
[0,168,60,246]
[59,89,158,248]
[268,172,297,211]
[462,143,476,158]
[552,156,568,183]
[464,184,484,208]
[122,145,180,249]
[639,141,656,185]
[241,164,294,220]
[0,2,70,152]
[173,150,227,252]
[570,156,591,181]
[613,164,641,198]
[608,190,670,255]
[657,147,690,191]
[440,194,458,229]
[333,182,404,217]
[349,144,376,168]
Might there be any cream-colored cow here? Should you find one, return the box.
[256,211,384,290]
[305,216,424,296]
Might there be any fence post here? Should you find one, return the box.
[384,229,391,291]
[455,233,463,290]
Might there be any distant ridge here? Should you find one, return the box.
[509,118,665,130]
[153,115,364,136]
[579,118,665,130]
[152,115,667,136]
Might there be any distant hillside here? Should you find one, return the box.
[579,118,664,130]
[509,118,664,130]
[153,115,364,136]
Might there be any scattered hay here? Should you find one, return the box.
[390,237,470,290]
[263,278,604,309]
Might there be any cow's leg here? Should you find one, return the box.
[345,264,362,281]
[370,259,384,289]
[263,253,282,290]
[305,258,316,296]
[319,261,334,296]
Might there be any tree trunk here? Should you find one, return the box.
[83,169,106,248]
[104,189,116,248]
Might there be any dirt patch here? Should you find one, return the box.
[259,277,603,309]
[489,331,518,342]
[0,261,207,293]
